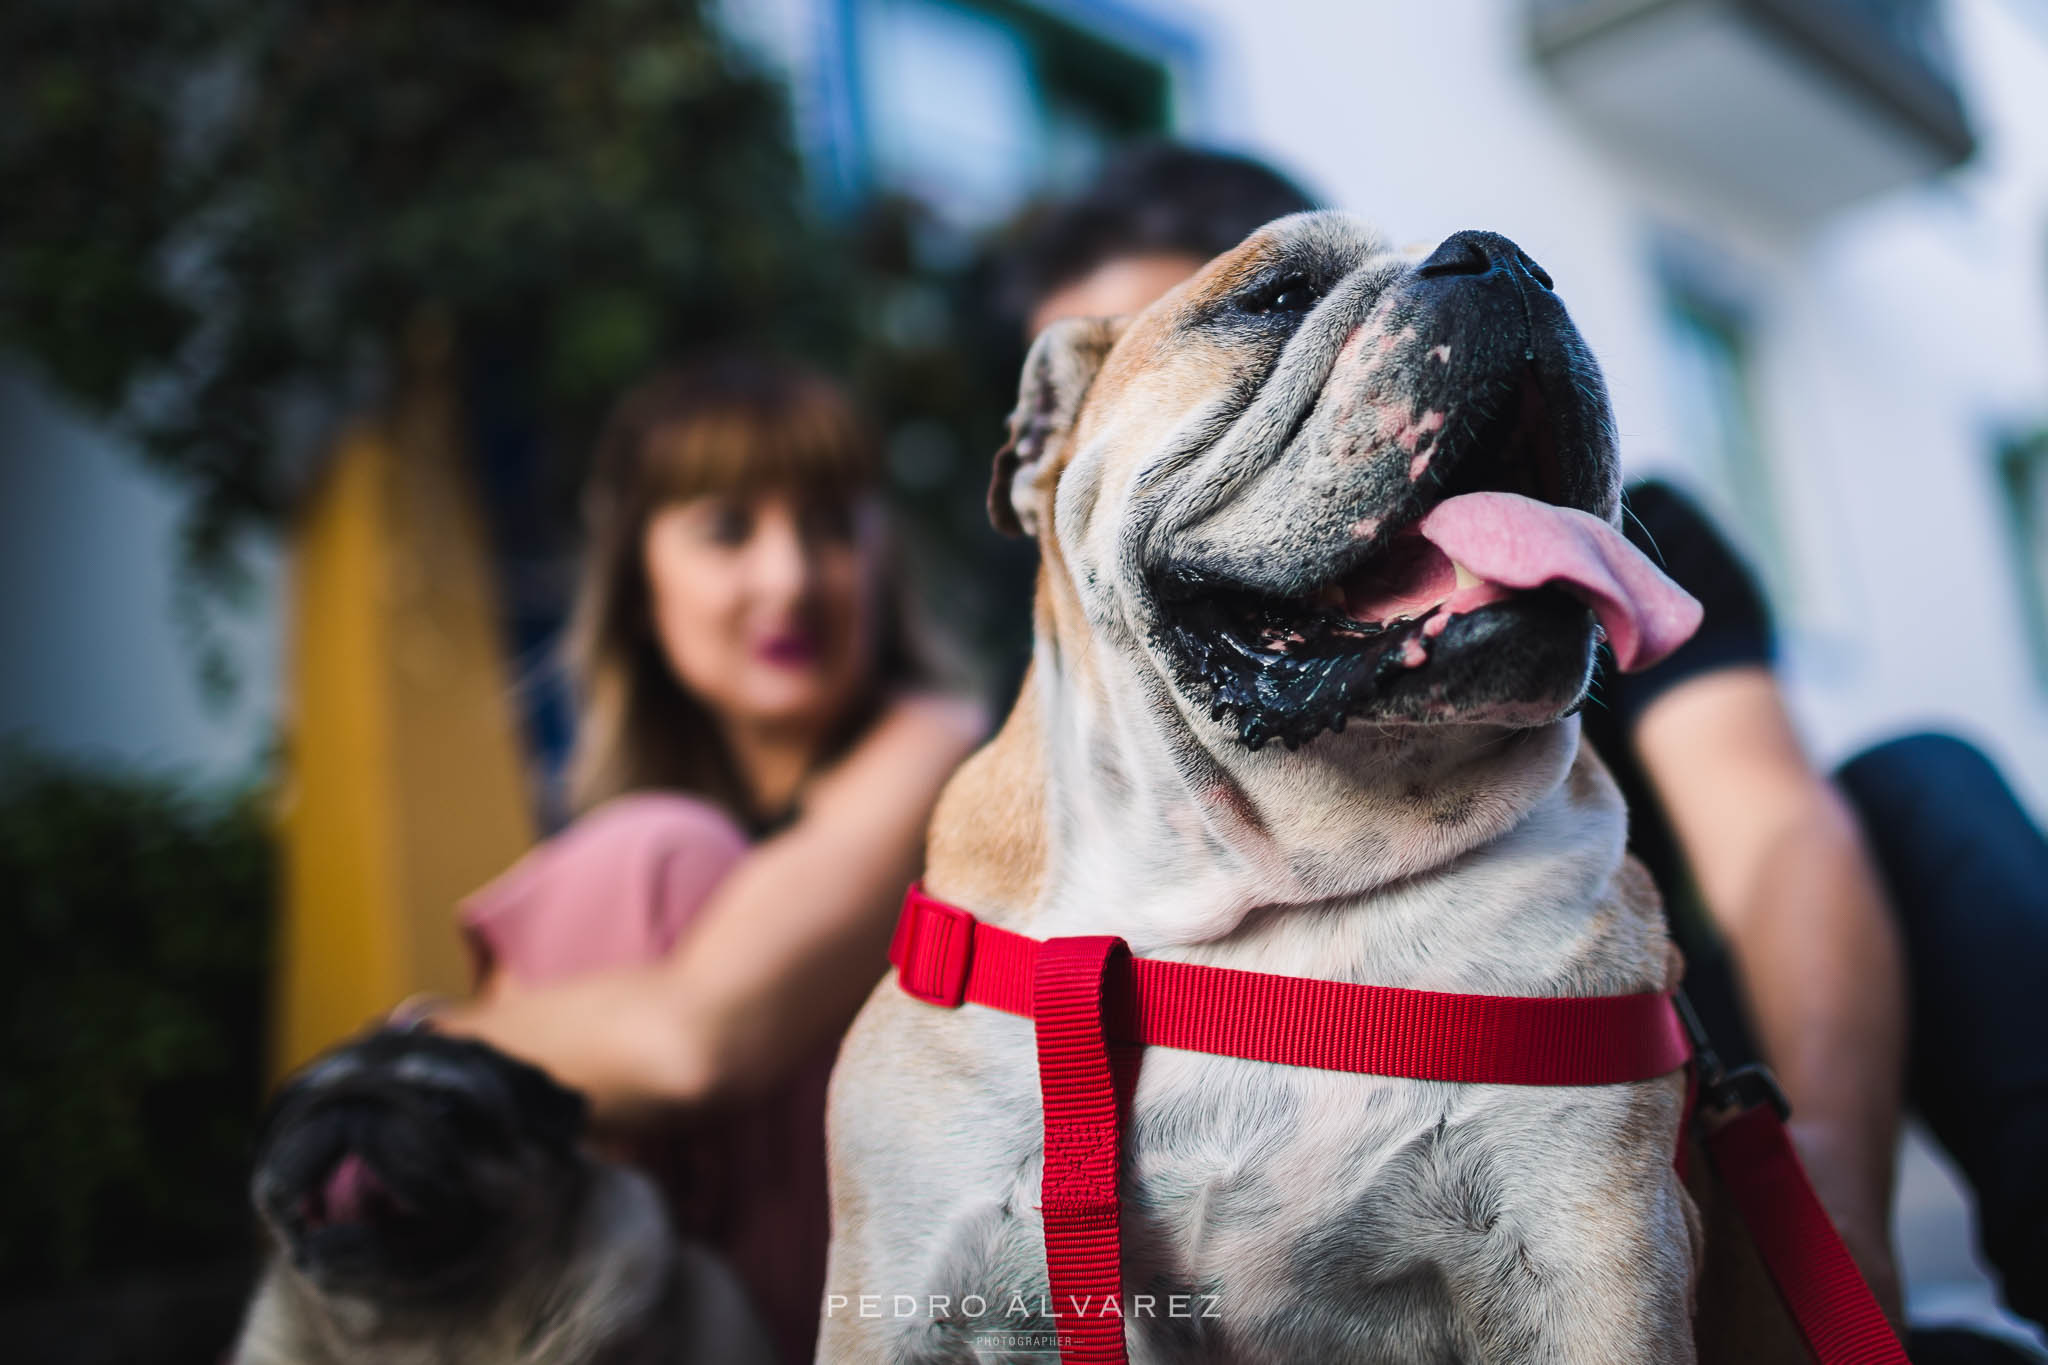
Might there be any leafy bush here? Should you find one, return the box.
[0,0,851,584]
[0,748,272,1288]
[0,0,1039,689]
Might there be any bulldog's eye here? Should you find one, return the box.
[1240,273,1322,316]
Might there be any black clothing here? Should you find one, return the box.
[1839,734,2048,1334]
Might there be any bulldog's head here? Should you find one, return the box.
[251,1028,590,1303]
[996,212,1699,753]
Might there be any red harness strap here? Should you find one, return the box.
[889,884,1906,1365]
[1706,1101,1911,1364]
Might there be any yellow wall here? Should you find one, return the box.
[274,347,536,1076]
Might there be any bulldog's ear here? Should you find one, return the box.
[990,315,1127,538]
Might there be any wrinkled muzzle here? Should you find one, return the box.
[1143,228,1699,747]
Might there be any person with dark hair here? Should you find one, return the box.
[1001,142,2048,1360]
[998,139,1320,338]
[434,356,986,1363]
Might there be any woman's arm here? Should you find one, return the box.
[438,692,987,1125]
[1633,666,1907,1323]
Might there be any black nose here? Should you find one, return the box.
[1417,230,1553,290]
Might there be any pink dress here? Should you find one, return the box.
[459,792,836,1365]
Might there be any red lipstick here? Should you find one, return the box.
[757,630,822,669]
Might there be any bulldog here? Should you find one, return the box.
[820,212,1781,1363]
[232,1028,776,1365]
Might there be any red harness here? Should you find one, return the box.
[889,883,1907,1364]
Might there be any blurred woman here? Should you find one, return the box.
[436,357,985,1363]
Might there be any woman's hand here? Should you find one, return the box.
[433,966,710,1128]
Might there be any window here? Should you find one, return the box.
[1997,430,2048,688]
[817,0,1192,229]
[1657,280,1794,614]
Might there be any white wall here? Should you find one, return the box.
[1764,0,2048,793]
[1165,0,2048,813]
[0,364,282,781]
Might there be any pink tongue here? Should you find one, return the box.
[1415,491,1701,672]
[322,1152,379,1224]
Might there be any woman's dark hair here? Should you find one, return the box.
[997,140,1321,323]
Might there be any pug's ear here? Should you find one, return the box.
[990,315,1128,538]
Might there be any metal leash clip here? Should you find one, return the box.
[1674,988,1792,1122]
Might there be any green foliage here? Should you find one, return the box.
[0,0,852,586]
[0,748,272,1287]
[0,0,1047,694]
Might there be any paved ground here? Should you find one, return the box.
[1895,1120,2046,1356]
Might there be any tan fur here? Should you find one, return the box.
[923,666,1047,918]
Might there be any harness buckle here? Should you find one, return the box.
[1672,989,1792,1123]
[893,888,976,1008]
[1708,1063,1792,1122]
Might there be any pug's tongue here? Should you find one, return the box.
[322,1151,380,1224]
[1396,491,1701,672]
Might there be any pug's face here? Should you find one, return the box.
[251,1029,588,1302]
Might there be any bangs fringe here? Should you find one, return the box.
[636,372,880,506]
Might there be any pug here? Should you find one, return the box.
[231,1027,777,1365]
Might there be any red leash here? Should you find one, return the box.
[1676,999,1914,1365]
[889,884,1906,1364]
